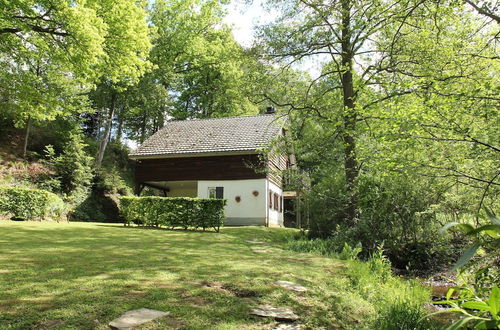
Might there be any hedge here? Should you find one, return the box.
[0,187,66,221]
[119,196,226,232]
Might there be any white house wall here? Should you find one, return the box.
[267,179,284,227]
[197,179,267,226]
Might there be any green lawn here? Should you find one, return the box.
[0,222,433,329]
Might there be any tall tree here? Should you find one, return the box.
[260,0,499,226]
[0,0,106,157]
[105,0,265,146]
[90,0,152,167]
[150,0,259,119]
[0,0,152,162]
[259,0,403,224]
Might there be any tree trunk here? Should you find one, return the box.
[22,115,31,159]
[340,0,359,225]
[140,112,147,143]
[96,91,117,167]
[116,112,123,143]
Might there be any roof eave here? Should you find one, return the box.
[129,149,261,160]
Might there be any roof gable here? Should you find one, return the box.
[130,114,283,158]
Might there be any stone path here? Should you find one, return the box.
[276,280,308,293]
[273,324,302,330]
[245,240,265,244]
[250,305,299,321]
[245,238,304,325]
[251,246,275,253]
[109,308,169,329]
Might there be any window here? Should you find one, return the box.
[208,187,224,199]
[273,193,279,211]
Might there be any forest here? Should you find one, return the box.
[0,0,499,329]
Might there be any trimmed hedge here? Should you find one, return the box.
[0,187,65,220]
[119,196,226,232]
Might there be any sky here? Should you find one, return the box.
[223,0,275,47]
[223,0,324,76]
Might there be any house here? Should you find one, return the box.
[129,107,293,227]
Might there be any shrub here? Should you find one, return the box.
[0,187,65,220]
[120,196,226,232]
[44,132,94,195]
[64,188,121,223]
[304,174,451,272]
[374,300,439,330]
[94,167,131,195]
[285,234,362,260]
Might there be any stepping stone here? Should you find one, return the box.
[276,280,308,292]
[109,308,169,329]
[274,324,302,330]
[251,246,274,253]
[250,305,299,321]
[245,240,264,244]
[33,319,64,329]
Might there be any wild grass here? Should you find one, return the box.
[374,300,441,330]
[0,222,438,329]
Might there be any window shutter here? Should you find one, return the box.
[269,190,272,208]
[215,187,224,199]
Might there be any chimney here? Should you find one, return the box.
[265,106,276,114]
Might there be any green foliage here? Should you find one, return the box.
[441,209,500,273]
[261,0,498,278]
[430,210,500,329]
[71,192,121,223]
[0,0,152,131]
[120,196,226,232]
[44,132,94,195]
[94,168,131,196]
[285,236,340,256]
[367,246,393,283]
[0,187,65,220]
[339,242,363,261]
[375,300,439,330]
[300,170,451,271]
[432,285,500,330]
[70,194,107,223]
[145,0,259,120]
[285,235,362,260]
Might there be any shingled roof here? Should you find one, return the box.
[129,114,283,158]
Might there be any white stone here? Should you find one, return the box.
[109,308,169,329]
[250,305,299,321]
[273,324,302,330]
[276,280,308,292]
[251,246,274,253]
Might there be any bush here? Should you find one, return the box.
[285,234,362,260]
[70,193,108,222]
[120,196,226,232]
[374,300,439,330]
[0,187,65,220]
[44,132,94,195]
[304,174,452,272]
[94,167,131,195]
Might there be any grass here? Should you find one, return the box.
[0,221,435,329]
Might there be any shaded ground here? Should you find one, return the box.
[0,222,431,329]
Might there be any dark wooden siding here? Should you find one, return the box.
[135,154,266,183]
[267,154,288,187]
